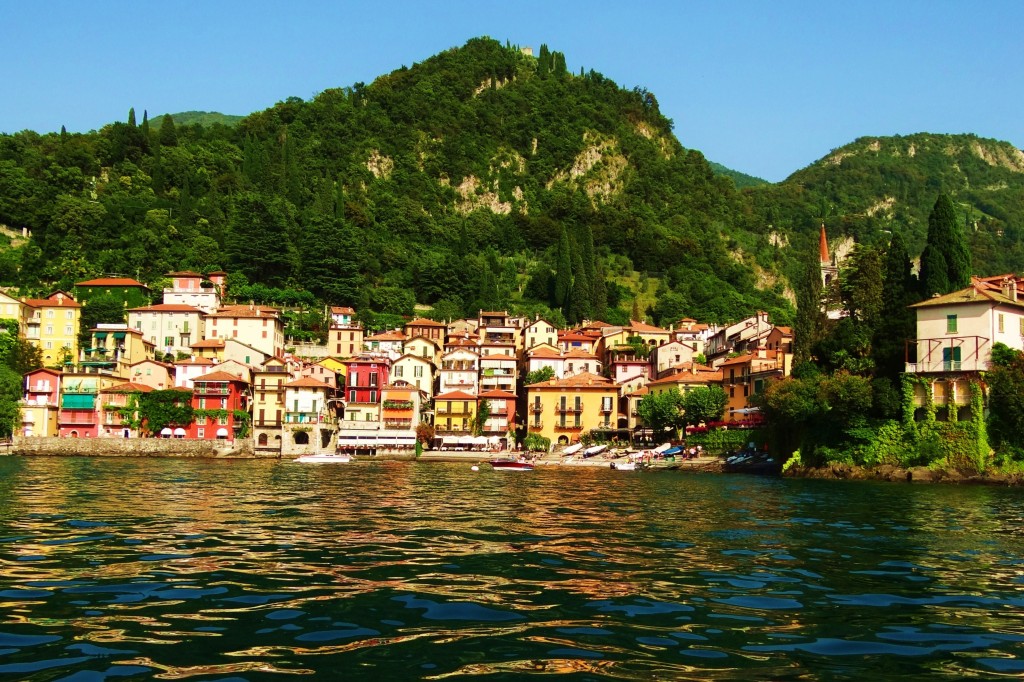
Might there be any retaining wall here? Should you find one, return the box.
[8,437,272,459]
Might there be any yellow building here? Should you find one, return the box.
[79,325,156,379]
[0,292,23,326]
[434,390,477,434]
[525,371,619,446]
[21,292,81,367]
[252,357,289,453]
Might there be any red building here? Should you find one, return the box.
[343,356,391,405]
[188,371,250,440]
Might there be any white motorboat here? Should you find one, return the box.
[293,453,352,463]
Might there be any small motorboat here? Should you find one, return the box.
[489,457,534,471]
[609,461,637,471]
[294,453,352,463]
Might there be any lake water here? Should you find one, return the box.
[1,458,1023,680]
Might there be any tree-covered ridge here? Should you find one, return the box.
[0,37,791,327]
[707,161,768,189]
[749,132,1024,275]
[154,111,245,129]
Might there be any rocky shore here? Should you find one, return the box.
[785,462,1024,486]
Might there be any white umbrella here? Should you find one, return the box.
[160,427,172,437]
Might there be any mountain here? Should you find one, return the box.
[708,161,768,189]
[750,133,1024,273]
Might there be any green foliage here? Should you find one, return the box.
[524,432,550,452]
[680,385,728,426]
[525,366,555,385]
[987,349,1024,454]
[636,389,685,442]
[139,389,193,435]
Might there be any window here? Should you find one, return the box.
[943,347,962,371]
[369,390,377,403]
[197,428,204,438]
[395,366,403,377]
[199,397,206,408]
[164,337,173,347]
[65,326,72,335]
[66,311,73,320]
[414,366,423,378]
[197,415,207,425]
[998,314,1005,333]
[47,310,54,318]
[46,325,53,335]
[45,341,52,349]
[366,412,373,421]
[946,315,958,334]
[349,390,356,402]
[370,372,378,387]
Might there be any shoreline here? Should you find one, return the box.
[785,462,1024,486]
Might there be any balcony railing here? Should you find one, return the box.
[554,423,583,432]
[529,405,543,413]
[195,386,230,395]
[254,420,282,428]
[436,409,472,417]
[556,406,583,414]
[59,415,97,425]
[905,359,987,374]
[529,422,543,430]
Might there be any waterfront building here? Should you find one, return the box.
[391,354,435,399]
[282,377,334,456]
[905,274,1024,417]
[173,357,217,389]
[439,348,480,395]
[705,311,773,363]
[21,291,81,367]
[189,338,226,362]
[477,389,517,445]
[525,372,619,446]
[524,346,565,379]
[297,359,339,391]
[403,335,442,368]
[652,339,702,379]
[434,390,477,435]
[57,372,118,438]
[720,348,783,423]
[128,303,206,358]
[187,370,250,440]
[20,368,61,437]
[252,357,289,454]
[479,350,517,393]
[99,382,153,438]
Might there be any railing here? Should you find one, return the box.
[337,421,380,431]
[384,419,412,429]
[435,409,472,417]
[195,386,230,395]
[554,423,583,431]
[254,420,282,428]
[905,359,987,373]
[529,405,543,414]
[529,422,543,430]
[599,406,613,414]
[284,414,321,424]
[556,406,583,414]
[59,415,97,425]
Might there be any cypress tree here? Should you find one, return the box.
[873,230,918,380]
[158,114,177,147]
[792,245,826,366]
[128,107,136,127]
[920,194,971,296]
[553,227,572,309]
[141,110,150,140]
[592,258,608,321]
[568,250,592,324]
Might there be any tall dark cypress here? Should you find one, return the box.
[873,230,918,380]
[553,227,572,309]
[792,245,826,367]
[920,194,971,296]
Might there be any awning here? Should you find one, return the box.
[474,436,489,446]
[61,394,95,409]
[160,427,172,436]
[173,427,186,437]
[93,332,107,339]
[216,428,229,437]
[112,332,126,339]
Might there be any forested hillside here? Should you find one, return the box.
[1,37,1023,330]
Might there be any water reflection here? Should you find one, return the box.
[0,458,1023,679]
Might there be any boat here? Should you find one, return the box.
[293,453,352,463]
[489,457,535,471]
[609,461,637,471]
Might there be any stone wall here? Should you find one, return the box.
[9,437,273,459]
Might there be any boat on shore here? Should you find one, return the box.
[294,453,352,464]
[489,457,534,471]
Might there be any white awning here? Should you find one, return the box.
[160,427,172,436]
[173,427,186,437]
[216,428,229,437]
[474,436,489,445]
[458,435,476,445]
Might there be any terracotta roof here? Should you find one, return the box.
[175,357,215,366]
[435,390,478,400]
[773,326,793,334]
[719,350,778,367]
[284,377,332,389]
[527,371,616,389]
[366,330,406,342]
[128,304,205,313]
[330,306,356,314]
[479,310,508,317]
[528,347,563,359]
[103,382,155,393]
[193,371,250,383]
[672,361,715,373]
[24,367,62,377]
[206,305,279,319]
[130,359,174,369]
[478,389,517,399]
[405,317,446,327]
[480,351,517,360]
[189,339,225,348]
[649,369,723,385]
[76,277,149,288]
[911,279,1024,310]
[559,332,593,342]
[167,271,203,277]
[23,294,80,308]
[564,349,599,359]
[629,320,669,333]
[626,385,650,397]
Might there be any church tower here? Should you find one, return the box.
[819,223,838,287]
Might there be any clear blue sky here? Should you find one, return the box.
[2,1,1021,182]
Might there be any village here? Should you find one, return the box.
[2,227,1023,460]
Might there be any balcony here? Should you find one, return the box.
[194,385,230,395]
[436,408,472,417]
[529,405,543,414]
[554,423,583,432]
[905,358,987,374]
[338,420,380,431]
[556,406,583,414]
[384,419,412,429]
[599,406,613,414]
[254,420,282,428]
[59,414,97,425]
[285,413,321,424]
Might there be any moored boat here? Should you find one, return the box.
[294,453,352,463]
[489,457,534,471]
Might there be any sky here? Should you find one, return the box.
[2,1,1021,182]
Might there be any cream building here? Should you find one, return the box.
[204,304,284,358]
[128,303,206,358]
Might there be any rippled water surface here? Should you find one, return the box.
[2,458,1024,680]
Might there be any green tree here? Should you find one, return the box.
[553,227,572,309]
[128,107,137,127]
[225,193,295,287]
[78,293,128,348]
[680,386,728,426]
[920,194,971,296]
[636,389,685,442]
[525,366,555,385]
[159,113,177,147]
[567,250,591,324]
[473,398,492,436]
[138,389,194,435]
[873,230,918,381]
[792,246,826,366]
[987,343,1024,454]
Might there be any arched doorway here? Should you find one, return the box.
[294,431,309,445]
[258,433,268,447]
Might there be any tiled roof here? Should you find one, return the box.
[284,377,332,389]
[76,277,149,288]
[435,390,478,400]
[330,306,356,314]
[206,305,279,319]
[166,271,203,277]
[405,317,446,327]
[104,382,155,393]
[366,330,406,341]
[478,389,517,399]
[189,339,225,348]
[23,295,80,308]
[911,280,1024,310]
[527,371,616,389]
[528,347,563,359]
[629,320,669,333]
[193,371,250,383]
[649,369,723,385]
